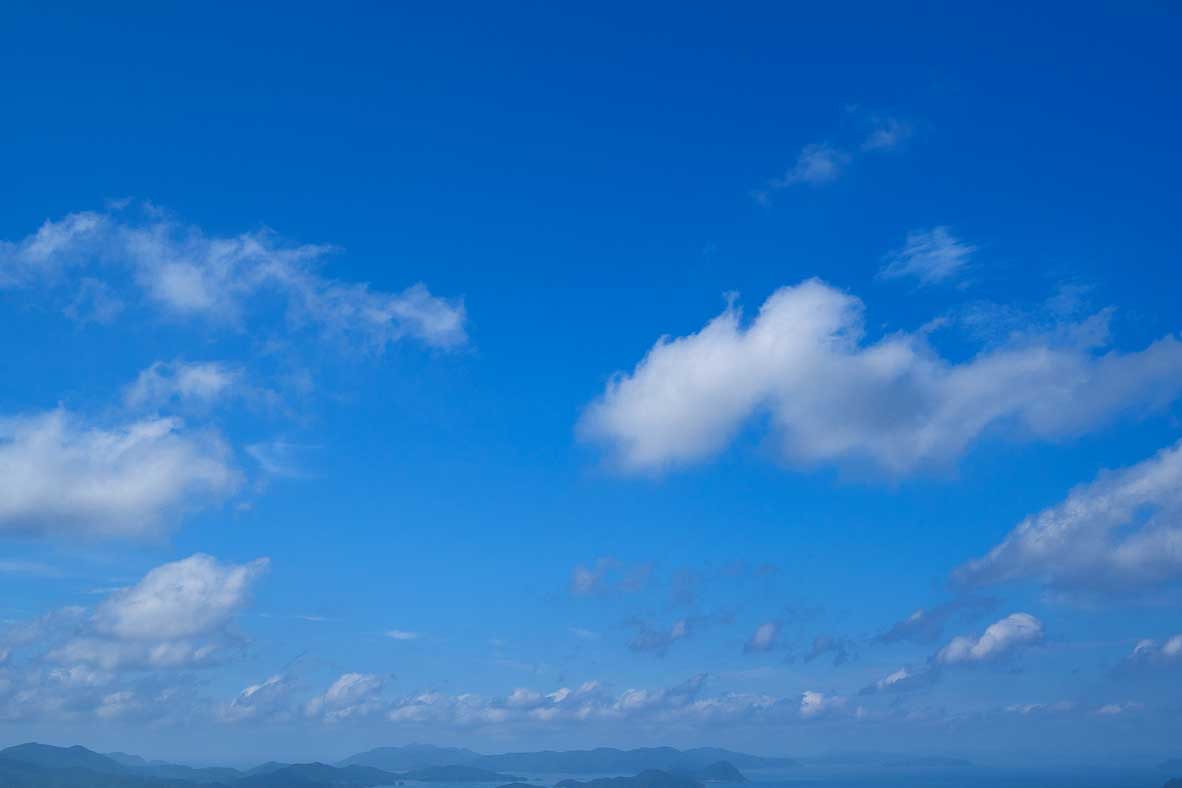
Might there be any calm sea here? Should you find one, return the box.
[382,767,1171,788]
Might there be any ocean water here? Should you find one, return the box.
[383,768,1171,788]
[742,766,1166,788]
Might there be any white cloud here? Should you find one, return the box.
[92,554,269,641]
[0,410,240,538]
[1096,701,1142,716]
[65,277,124,323]
[799,690,847,719]
[569,627,599,640]
[778,143,850,187]
[569,558,653,597]
[46,637,221,671]
[0,210,106,285]
[41,554,267,671]
[861,665,939,695]
[935,613,1043,666]
[570,563,602,595]
[802,635,855,666]
[245,440,311,479]
[0,207,467,350]
[580,279,1182,476]
[1118,634,1182,671]
[954,441,1182,594]
[744,621,780,653]
[0,559,60,577]
[861,118,912,152]
[96,690,143,720]
[124,361,241,409]
[382,674,806,730]
[386,629,420,641]
[0,555,265,723]
[1004,700,1078,716]
[757,116,910,201]
[218,674,295,723]
[875,597,996,645]
[629,618,694,655]
[305,672,386,722]
[864,613,1042,695]
[879,227,976,285]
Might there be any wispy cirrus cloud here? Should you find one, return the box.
[0,205,467,351]
[385,629,421,641]
[123,360,243,410]
[304,672,387,723]
[879,227,977,286]
[773,143,851,188]
[743,621,780,654]
[569,557,654,597]
[954,440,1182,596]
[0,409,239,539]
[628,618,694,656]
[860,117,912,152]
[754,114,911,202]
[218,673,297,724]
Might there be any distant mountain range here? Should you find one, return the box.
[341,745,793,774]
[0,744,520,788]
[0,743,771,788]
[338,745,482,772]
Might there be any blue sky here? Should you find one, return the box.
[1,1,1181,767]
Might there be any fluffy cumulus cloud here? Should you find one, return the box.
[935,613,1043,666]
[384,674,812,730]
[236,673,857,732]
[0,554,265,722]
[580,279,1182,476]
[0,206,467,350]
[878,227,976,285]
[799,690,847,719]
[42,554,268,671]
[955,441,1182,595]
[91,554,269,642]
[864,613,1042,695]
[0,410,239,538]
[1117,634,1182,672]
